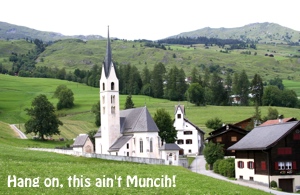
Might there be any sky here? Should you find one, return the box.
[1,0,300,40]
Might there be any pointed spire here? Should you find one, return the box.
[104,25,112,78]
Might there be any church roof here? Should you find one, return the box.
[73,134,89,147]
[120,107,159,133]
[160,143,181,151]
[103,26,115,78]
[228,121,300,150]
[108,135,133,152]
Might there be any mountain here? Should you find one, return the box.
[168,22,300,44]
[0,21,105,42]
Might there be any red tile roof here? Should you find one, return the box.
[260,118,296,126]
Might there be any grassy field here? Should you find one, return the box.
[0,122,270,194]
[1,39,300,82]
[1,74,300,140]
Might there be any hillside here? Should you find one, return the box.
[1,75,300,139]
[0,21,104,42]
[170,22,300,44]
[4,39,299,82]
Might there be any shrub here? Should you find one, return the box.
[215,158,235,178]
[213,159,222,174]
[270,180,277,188]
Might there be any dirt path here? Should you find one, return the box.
[190,155,291,195]
[10,124,27,139]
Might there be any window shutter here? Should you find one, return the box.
[293,161,297,170]
[275,162,279,170]
[242,161,244,168]
[247,162,250,169]
[261,161,266,170]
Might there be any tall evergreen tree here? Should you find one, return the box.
[210,72,228,105]
[250,73,264,106]
[124,95,135,109]
[165,66,187,101]
[237,70,250,106]
[151,63,166,98]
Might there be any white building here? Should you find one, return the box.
[94,27,161,159]
[73,134,94,153]
[173,105,205,155]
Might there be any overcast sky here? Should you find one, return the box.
[1,0,299,40]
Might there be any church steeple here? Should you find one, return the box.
[103,26,113,78]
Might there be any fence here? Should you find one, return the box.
[28,148,165,165]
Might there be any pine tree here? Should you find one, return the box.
[124,95,134,109]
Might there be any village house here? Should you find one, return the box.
[206,124,249,156]
[173,104,205,155]
[228,120,300,193]
[73,134,94,153]
[259,117,297,126]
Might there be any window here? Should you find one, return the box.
[103,107,105,114]
[188,149,192,153]
[127,143,129,149]
[276,161,296,170]
[216,137,222,142]
[111,106,115,114]
[278,147,292,155]
[184,131,192,135]
[102,83,105,91]
[150,138,153,152]
[261,161,266,170]
[177,114,181,119]
[127,152,129,156]
[247,161,254,169]
[237,161,244,168]
[293,133,300,140]
[102,96,105,104]
[140,139,143,153]
[111,82,115,90]
[239,176,243,179]
[186,139,192,144]
[231,136,237,142]
[249,177,254,181]
[177,140,184,144]
[111,95,115,104]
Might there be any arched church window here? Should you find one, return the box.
[140,139,143,153]
[111,82,114,90]
[102,83,105,91]
[103,107,105,114]
[150,138,153,152]
[102,96,105,104]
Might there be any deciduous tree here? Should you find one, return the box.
[153,108,177,144]
[25,94,63,140]
[186,83,204,106]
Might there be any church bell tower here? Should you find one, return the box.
[99,26,120,154]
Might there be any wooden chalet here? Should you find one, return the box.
[228,121,300,193]
[206,124,249,156]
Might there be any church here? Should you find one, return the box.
[94,28,162,159]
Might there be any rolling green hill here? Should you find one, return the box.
[171,22,300,44]
[0,21,104,42]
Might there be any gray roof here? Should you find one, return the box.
[103,26,116,78]
[108,135,133,152]
[228,121,300,150]
[120,107,159,133]
[73,134,89,147]
[94,127,101,138]
[184,118,205,135]
[174,104,184,114]
[160,143,181,151]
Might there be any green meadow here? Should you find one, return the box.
[0,121,270,194]
[1,74,300,140]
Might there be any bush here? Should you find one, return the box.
[270,180,277,188]
[213,159,222,174]
[214,158,235,178]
